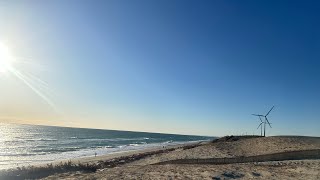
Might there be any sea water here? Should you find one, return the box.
[0,123,212,169]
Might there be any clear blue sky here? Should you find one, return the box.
[0,0,319,136]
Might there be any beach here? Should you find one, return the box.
[1,136,319,179]
[38,141,201,168]
[0,123,211,170]
[32,136,320,179]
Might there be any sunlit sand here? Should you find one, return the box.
[1,136,319,179]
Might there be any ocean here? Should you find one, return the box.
[0,123,212,170]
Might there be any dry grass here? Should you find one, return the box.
[0,146,187,180]
[0,161,97,180]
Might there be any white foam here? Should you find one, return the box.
[0,140,205,170]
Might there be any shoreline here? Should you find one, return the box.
[37,140,206,167]
[0,123,213,171]
[3,140,207,171]
[2,136,319,179]
[0,140,207,179]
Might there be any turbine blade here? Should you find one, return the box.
[252,114,264,117]
[259,116,263,122]
[266,117,272,128]
[266,106,275,116]
[257,123,262,129]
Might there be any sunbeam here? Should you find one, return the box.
[8,67,57,111]
[0,41,58,112]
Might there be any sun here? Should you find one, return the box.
[0,42,14,73]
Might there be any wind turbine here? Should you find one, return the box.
[252,106,274,137]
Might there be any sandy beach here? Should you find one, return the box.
[37,136,320,179]
[39,141,201,168]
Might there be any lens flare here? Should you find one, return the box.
[0,41,57,111]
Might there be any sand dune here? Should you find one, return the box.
[213,136,320,156]
[41,136,320,179]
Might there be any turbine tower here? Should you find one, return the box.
[256,116,264,136]
[252,106,274,137]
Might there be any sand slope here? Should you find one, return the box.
[213,136,320,156]
[52,160,320,180]
[43,136,320,179]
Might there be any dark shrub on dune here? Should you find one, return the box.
[0,161,97,180]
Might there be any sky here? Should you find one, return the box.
[0,0,319,136]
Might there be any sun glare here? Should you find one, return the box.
[0,41,57,110]
[0,42,14,73]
